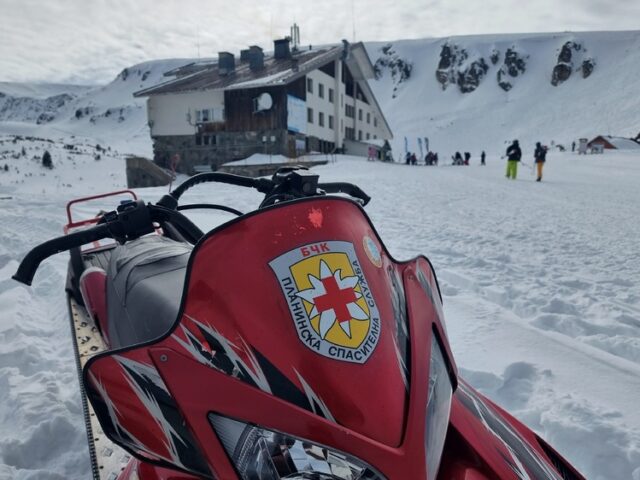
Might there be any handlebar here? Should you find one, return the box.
[157,168,370,209]
[157,173,274,210]
[13,224,112,286]
[319,183,370,206]
[14,166,371,286]
[12,202,204,286]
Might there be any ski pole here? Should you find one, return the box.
[520,161,534,171]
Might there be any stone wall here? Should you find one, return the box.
[126,156,173,188]
[152,129,296,174]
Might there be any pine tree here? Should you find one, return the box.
[42,150,53,169]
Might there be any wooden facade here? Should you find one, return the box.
[224,86,287,132]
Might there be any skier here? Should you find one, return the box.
[405,152,411,165]
[534,142,547,182]
[505,140,521,179]
[481,151,486,165]
[367,146,376,162]
[410,153,417,165]
[572,141,576,152]
[464,152,471,165]
[453,151,463,165]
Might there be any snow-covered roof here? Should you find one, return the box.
[603,136,640,150]
[221,153,290,166]
[134,46,342,97]
[589,135,640,150]
[366,138,387,147]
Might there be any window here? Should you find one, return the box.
[345,127,355,140]
[366,112,370,124]
[358,109,363,121]
[195,134,202,145]
[366,133,370,140]
[307,107,313,123]
[329,88,334,103]
[196,108,224,123]
[374,117,378,127]
[329,115,334,130]
[319,111,324,127]
[213,108,225,122]
[307,78,313,94]
[358,130,362,141]
[345,104,354,118]
[318,83,324,99]
[374,134,377,139]
[203,135,210,146]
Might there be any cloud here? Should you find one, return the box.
[0,0,638,84]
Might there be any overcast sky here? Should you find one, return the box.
[1,0,638,85]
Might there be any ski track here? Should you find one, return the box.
[1,153,639,479]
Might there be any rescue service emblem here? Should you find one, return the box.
[270,241,381,364]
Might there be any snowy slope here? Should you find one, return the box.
[2,31,640,163]
[368,31,640,158]
[0,135,127,196]
[1,152,640,479]
[0,59,193,157]
[1,29,640,480]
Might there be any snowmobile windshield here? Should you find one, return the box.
[83,197,457,479]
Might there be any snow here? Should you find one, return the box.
[0,82,92,100]
[366,138,387,147]
[369,31,640,159]
[222,153,291,166]
[599,136,640,150]
[1,150,640,479]
[0,58,191,158]
[0,135,127,195]
[1,29,640,480]
[228,70,293,89]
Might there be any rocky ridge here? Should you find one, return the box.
[551,41,596,86]
[374,38,597,96]
[374,44,413,98]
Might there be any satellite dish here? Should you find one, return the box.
[254,92,273,112]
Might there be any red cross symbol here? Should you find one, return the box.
[314,276,357,324]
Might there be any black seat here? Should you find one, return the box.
[105,235,192,349]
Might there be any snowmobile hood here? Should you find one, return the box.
[83,197,459,478]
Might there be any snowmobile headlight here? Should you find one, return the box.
[425,335,453,480]
[209,414,385,480]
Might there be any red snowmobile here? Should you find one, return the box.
[14,167,585,480]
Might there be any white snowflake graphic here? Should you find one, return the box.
[296,260,368,338]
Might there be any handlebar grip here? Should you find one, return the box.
[318,182,371,206]
[162,172,274,206]
[12,224,112,286]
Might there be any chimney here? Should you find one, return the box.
[249,45,264,71]
[240,49,251,62]
[274,38,291,60]
[218,52,235,75]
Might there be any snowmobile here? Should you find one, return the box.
[13,167,585,480]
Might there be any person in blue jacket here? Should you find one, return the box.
[534,142,547,182]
